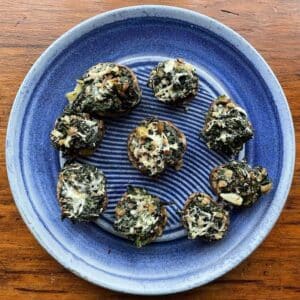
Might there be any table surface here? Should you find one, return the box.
[0,1,299,299]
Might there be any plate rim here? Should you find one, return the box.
[6,5,295,295]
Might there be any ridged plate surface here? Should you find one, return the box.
[62,57,244,241]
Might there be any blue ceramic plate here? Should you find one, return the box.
[6,5,295,295]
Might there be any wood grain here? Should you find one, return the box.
[0,0,299,299]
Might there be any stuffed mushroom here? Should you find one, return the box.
[114,186,168,247]
[50,108,105,156]
[182,193,229,241]
[127,117,187,176]
[148,59,199,105]
[202,95,253,156]
[66,63,142,117]
[57,162,108,222]
[210,160,272,207]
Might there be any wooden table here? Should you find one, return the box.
[0,1,299,299]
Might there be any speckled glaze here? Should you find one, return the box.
[6,5,295,295]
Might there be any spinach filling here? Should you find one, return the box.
[128,117,186,176]
[57,162,107,222]
[164,122,186,166]
[114,186,167,247]
[210,160,272,207]
[202,95,253,156]
[182,193,229,241]
[50,108,104,155]
[148,59,199,105]
[66,63,141,116]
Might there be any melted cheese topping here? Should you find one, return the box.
[51,114,100,150]
[84,64,122,102]
[211,161,272,207]
[183,194,228,240]
[129,197,159,233]
[114,187,164,245]
[62,182,87,216]
[148,59,198,103]
[203,96,253,155]
[66,63,141,115]
[58,163,106,220]
[129,120,181,176]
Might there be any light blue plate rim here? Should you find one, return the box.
[6,5,295,295]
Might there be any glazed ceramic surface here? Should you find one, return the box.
[6,5,295,295]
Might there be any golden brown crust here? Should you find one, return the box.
[96,107,135,118]
[101,194,109,213]
[127,127,145,173]
[166,92,198,106]
[127,125,156,176]
[203,98,233,132]
[164,120,187,169]
[182,192,201,212]
[56,173,63,202]
[209,165,223,195]
[77,148,96,156]
[156,206,168,238]
[182,192,205,228]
